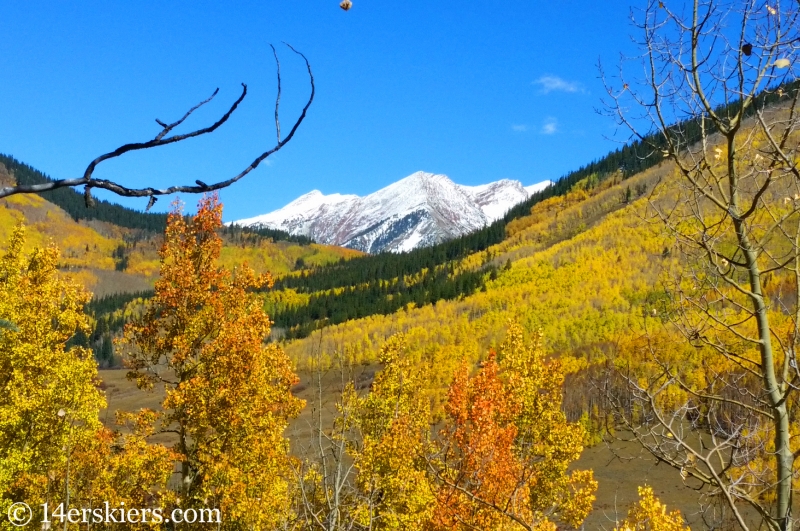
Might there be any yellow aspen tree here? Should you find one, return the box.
[119,194,304,529]
[613,486,689,531]
[0,224,105,528]
[501,324,596,528]
[351,334,435,529]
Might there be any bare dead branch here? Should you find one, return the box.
[0,43,315,211]
[270,44,282,144]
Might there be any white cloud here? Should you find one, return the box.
[533,75,582,94]
[541,117,557,135]
[512,124,528,132]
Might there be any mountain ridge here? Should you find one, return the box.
[233,171,552,253]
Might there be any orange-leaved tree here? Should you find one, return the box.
[431,322,596,531]
[119,193,304,529]
[54,411,175,529]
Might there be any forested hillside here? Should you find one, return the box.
[0,158,361,366]
[261,136,668,337]
[282,160,671,403]
[7,1,800,529]
[0,110,696,352]
[0,80,798,531]
[258,80,800,340]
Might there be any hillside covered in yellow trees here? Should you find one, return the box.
[4,86,800,528]
[2,7,800,524]
[0,158,361,298]
[3,86,799,529]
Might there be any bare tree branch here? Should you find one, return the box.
[0,43,315,210]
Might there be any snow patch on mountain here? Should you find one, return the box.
[233,190,359,242]
[524,180,553,196]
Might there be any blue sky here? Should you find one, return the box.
[0,1,640,221]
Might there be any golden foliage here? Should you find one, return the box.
[0,225,175,530]
[351,335,435,529]
[431,323,596,530]
[614,486,688,531]
[0,224,105,524]
[285,181,670,427]
[120,194,304,529]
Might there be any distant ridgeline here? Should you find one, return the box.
[0,153,310,244]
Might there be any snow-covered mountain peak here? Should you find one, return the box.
[232,172,552,253]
